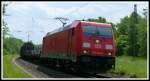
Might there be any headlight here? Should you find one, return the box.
[108,52,111,55]
[83,50,87,54]
[82,42,91,48]
[96,40,100,43]
[106,44,113,49]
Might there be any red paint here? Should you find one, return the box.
[42,20,116,60]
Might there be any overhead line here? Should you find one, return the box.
[63,3,89,18]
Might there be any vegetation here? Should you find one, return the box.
[85,7,147,58]
[116,10,147,57]
[3,13,24,55]
[3,37,24,55]
[3,54,31,78]
[84,6,147,78]
[2,4,147,78]
[83,16,107,23]
[2,21,9,39]
[3,4,31,78]
[111,56,147,78]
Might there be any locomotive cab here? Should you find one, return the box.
[77,21,116,71]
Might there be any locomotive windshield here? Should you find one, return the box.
[82,26,112,38]
[82,26,97,37]
[97,27,112,38]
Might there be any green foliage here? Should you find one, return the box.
[3,37,24,55]
[115,16,130,56]
[3,49,9,55]
[128,11,139,56]
[3,54,31,78]
[111,56,147,78]
[116,10,147,57]
[83,12,147,58]
[116,35,128,56]
[3,20,9,39]
[136,17,147,57]
[86,16,107,23]
[116,16,130,35]
[34,44,42,48]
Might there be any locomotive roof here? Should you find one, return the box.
[45,20,111,37]
[45,21,79,37]
[80,20,112,26]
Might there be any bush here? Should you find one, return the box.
[3,37,24,55]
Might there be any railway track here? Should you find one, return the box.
[14,57,129,78]
[14,57,80,78]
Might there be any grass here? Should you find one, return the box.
[3,54,32,78]
[111,56,148,78]
[3,54,148,78]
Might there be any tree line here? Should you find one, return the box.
[83,7,147,58]
[3,21,24,55]
[3,21,42,55]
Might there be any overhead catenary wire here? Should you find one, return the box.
[4,2,147,43]
[63,3,89,18]
[3,2,90,43]
[53,3,89,27]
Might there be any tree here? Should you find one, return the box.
[116,35,128,56]
[116,5,147,57]
[3,37,24,55]
[128,4,139,57]
[136,11,147,57]
[116,16,130,35]
[115,16,130,56]
[143,8,147,18]
[82,11,147,58]
[2,3,9,38]
[86,17,107,23]
[3,20,9,39]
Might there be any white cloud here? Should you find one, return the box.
[3,1,148,44]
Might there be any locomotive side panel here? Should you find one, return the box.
[74,22,82,57]
[54,30,69,58]
[42,28,78,62]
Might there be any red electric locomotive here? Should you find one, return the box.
[41,20,116,72]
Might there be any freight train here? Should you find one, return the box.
[20,20,116,73]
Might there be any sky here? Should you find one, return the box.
[2,1,148,44]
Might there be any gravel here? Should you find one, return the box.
[14,58,80,78]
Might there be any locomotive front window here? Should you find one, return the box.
[82,26,97,37]
[97,27,112,38]
[82,26,112,38]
